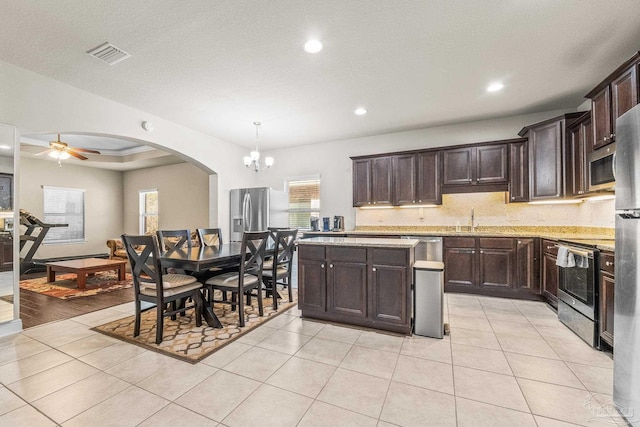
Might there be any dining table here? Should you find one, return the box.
[159,242,273,329]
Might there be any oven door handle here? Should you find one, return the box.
[566,247,593,258]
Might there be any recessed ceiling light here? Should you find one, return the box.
[486,82,504,92]
[304,40,323,53]
[354,108,368,116]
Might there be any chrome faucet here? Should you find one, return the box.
[470,207,476,232]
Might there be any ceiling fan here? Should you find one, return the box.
[35,134,101,166]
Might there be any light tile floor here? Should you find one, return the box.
[0,293,627,426]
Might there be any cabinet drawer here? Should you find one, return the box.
[542,240,558,256]
[371,248,407,266]
[298,245,325,261]
[600,251,615,275]
[479,238,514,249]
[327,247,367,263]
[444,237,475,248]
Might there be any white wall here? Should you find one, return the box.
[0,59,255,239]
[19,157,123,258]
[257,109,614,230]
[123,163,210,233]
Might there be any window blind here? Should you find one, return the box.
[286,178,320,229]
[43,186,85,243]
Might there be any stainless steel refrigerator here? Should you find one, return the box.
[229,187,289,242]
[614,103,640,426]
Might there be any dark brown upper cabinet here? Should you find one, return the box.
[586,52,639,150]
[415,151,441,205]
[371,156,393,205]
[508,139,529,202]
[352,155,394,206]
[352,159,372,207]
[351,150,441,207]
[567,112,592,197]
[442,143,508,193]
[393,153,417,205]
[518,113,584,200]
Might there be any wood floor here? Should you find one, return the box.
[17,273,134,329]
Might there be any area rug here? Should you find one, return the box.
[19,271,133,300]
[93,289,298,363]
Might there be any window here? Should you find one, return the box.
[285,176,320,230]
[139,190,159,234]
[43,186,85,243]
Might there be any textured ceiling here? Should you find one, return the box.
[2,1,640,150]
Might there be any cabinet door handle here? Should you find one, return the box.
[610,133,616,140]
[479,250,483,254]
[603,135,609,142]
[321,264,325,269]
[372,267,377,272]
[605,261,614,267]
[329,264,333,268]
[413,200,416,203]
[517,240,522,244]
[418,200,422,202]
[471,250,476,254]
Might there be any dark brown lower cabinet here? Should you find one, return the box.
[599,251,615,348]
[479,238,515,290]
[541,240,559,308]
[444,237,539,299]
[328,260,368,319]
[516,239,539,293]
[443,237,476,289]
[298,244,413,334]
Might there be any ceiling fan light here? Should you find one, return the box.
[59,151,71,160]
[48,150,60,159]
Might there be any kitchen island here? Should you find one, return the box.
[298,237,417,334]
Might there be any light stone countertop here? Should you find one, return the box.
[300,229,615,251]
[297,236,419,248]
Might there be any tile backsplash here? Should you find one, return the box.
[356,192,615,229]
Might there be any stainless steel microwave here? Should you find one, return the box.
[588,143,615,192]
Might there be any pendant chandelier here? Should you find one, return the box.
[243,121,273,172]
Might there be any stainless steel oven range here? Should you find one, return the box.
[556,241,600,348]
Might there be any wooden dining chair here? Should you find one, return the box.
[156,229,192,253]
[262,229,297,310]
[204,231,268,327]
[196,228,222,247]
[121,234,203,344]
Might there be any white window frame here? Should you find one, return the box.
[284,175,320,230]
[139,189,159,235]
[42,186,86,244]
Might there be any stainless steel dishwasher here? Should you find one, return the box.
[401,236,443,261]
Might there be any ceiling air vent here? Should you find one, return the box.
[86,42,131,65]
